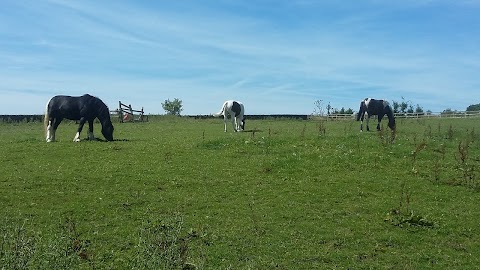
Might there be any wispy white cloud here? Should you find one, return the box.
[0,0,479,114]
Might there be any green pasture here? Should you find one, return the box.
[1,116,479,269]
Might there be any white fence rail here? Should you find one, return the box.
[315,111,480,120]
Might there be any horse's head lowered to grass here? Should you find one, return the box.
[212,100,246,132]
[357,98,396,132]
[44,94,114,142]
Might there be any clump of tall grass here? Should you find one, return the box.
[0,216,93,269]
[1,214,207,269]
[411,140,427,175]
[377,127,396,147]
[0,218,36,269]
[454,139,478,191]
[446,124,454,140]
[385,182,434,228]
[432,143,446,183]
[134,213,203,270]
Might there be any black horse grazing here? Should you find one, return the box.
[356,98,396,132]
[44,94,114,142]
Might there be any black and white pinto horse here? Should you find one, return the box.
[356,98,396,132]
[212,100,245,132]
[44,94,114,142]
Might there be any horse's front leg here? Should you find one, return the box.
[87,119,95,140]
[377,115,383,131]
[359,113,364,132]
[73,118,87,142]
[233,116,239,132]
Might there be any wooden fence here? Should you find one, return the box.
[110,101,148,123]
[2,111,479,123]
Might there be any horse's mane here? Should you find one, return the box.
[89,95,110,121]
[384,103,396,130]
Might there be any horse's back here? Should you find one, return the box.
[365,99,388,115]
[47,94,96,120]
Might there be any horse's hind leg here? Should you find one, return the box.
[87,119,95,140]
[223,116,228,132]
[359,113,364,131]
[73,118,87,142]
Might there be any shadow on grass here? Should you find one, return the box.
[81,138,130,142]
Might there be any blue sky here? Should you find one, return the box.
[1,0,479,115]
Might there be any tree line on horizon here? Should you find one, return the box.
[161,97,480,116]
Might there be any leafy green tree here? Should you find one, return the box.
[392,98,409,113]
[400,97,409,113]
[415,104,424,114]
[392,98,427,114]
[331,107,354,115]
[466,103,480,111]
[441,108,455,115]
[407,105,414,114]
[392,101,400,113]
[162,98,183,116]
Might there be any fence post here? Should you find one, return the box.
[128,105,134,122]
[117,101,147,122]
[118,101,124,123]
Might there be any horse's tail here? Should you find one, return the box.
[44,99,51,136]
[212,101,227,117]
[356,100,366,121]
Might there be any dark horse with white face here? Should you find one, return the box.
[356,98,396,132]
[45,94,114,142]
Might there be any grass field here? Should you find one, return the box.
[1,116,479,269]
